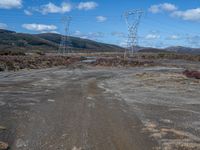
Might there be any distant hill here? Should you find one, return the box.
[1,29,200,54]
[165,46,200,55]
[138,48,170,53]
[138,46,200,55]
[0,29,124,53]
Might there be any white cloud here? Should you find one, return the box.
[80,36,88,39]
[149,3,177,14]
[73,30,89,39]
[41,30,59,34]
[172,8,200,21]
[111,32,126,38]
[22,24,57,32]
[145,34,160,40]
[96,16,107,22]
[0,23,7,29]
[186,35,200,47]
[149,5,160,13]
[73,30,82,36]
[162,3,177,11]
[77,1,98,10]
[168,35,179,40]
[119,41,127,47]
[73,31,104,40]
[39,2,72,15]
[0,0,22,9]
[88,32,104,39]
[24,10,32,16]
[73,30,88,38]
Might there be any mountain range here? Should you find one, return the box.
[0,29,124,53]
[0,29,199,55]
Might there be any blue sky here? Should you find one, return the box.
[0,0,200,48]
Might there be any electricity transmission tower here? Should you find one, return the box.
[58,16,72,55]
[123,9,144,56]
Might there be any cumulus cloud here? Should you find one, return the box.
[149,3,200,22]
[149,5,160,14]
[73,30,82,36]
[88,32,104,39]
[0,23,7,29]
[38,2,72,15]
[119,41,127,47]
[24,10,32,16]
[83,32,105,40]
[149,3,177,13]
[77,1,98,10]
[41,30,59,34]
[22,24,57,32]
[111,32,127,38]
[172,8,200,21]
[168,35,180,40]
[73,30,88,39]
[0,0,22,9]
[73,30,89,38]
[161,3,177,11]
[96,16,107,22]
[73,30,104,40]
[145,34,160,40]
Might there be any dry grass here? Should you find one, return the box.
[91,57,155,67]
[0,55,81,71]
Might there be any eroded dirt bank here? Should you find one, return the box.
[0,60,200,150]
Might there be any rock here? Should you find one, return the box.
[0,126,6,130]
[72,146,82,150]
[48,99,55,102]
[16,138,28,148]
[0,101,5,106]
[0,64,5,71]
[0,67,4,72]
[183,70,200,79]
[0,141,9,150]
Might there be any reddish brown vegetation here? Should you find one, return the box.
[0,55,81,71]
[138,53,200,62]
[183,70,200,79]
[91,57,155,67]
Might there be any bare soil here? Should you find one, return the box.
[0,57,199,150]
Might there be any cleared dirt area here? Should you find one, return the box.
[0,59,200,150]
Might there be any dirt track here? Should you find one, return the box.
[0,61,200,150]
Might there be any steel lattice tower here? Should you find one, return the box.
[58,16,72,55]
[123,9,144,56]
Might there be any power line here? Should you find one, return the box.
[123,9,144,56]
[58,16,72,55]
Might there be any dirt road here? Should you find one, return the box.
[0,62,200,150]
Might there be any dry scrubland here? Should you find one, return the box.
[0,51,200,150]
[0,55,81,71]
[0,52,200,71]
